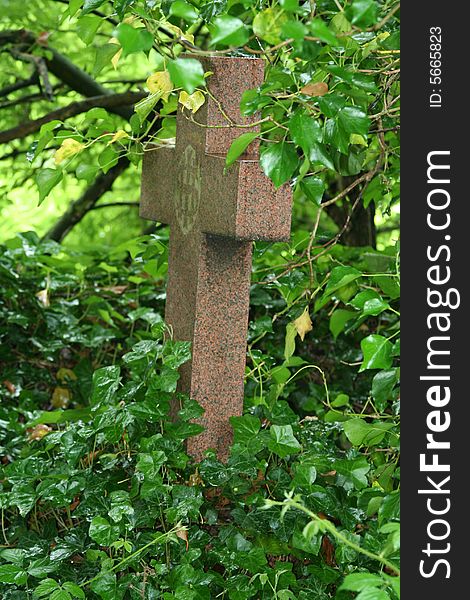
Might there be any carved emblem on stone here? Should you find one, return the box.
[175,144,201,235]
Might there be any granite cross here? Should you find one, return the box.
[140,56,292,460]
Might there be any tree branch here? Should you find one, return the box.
[0,30,135,119]
[0,73,39,98]
[89,201,139,210]
[0,91,146,144]
[43,157,131,242]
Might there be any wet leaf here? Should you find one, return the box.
[146,70,173,100]
[51,386,71,409]
[293,308,312,341]
[226,132,258,167]
[54,139,85,165]
[260,141,298,188]
[179,90,205,113]
[28,424,52,442]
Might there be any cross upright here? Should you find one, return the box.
[140,56,292,460]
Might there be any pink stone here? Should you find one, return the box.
[140,56,292,460]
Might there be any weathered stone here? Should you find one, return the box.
[140,56,292,460]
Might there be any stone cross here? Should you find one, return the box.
[140,56,292,460]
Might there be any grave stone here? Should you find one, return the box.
[141,56,292,459]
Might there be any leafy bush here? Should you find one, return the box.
[0,233,399,599]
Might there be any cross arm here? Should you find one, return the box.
[140,145,177,224]
[199,155,292,242]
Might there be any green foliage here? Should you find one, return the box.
[1,1,400,597]
[0,232,399,598]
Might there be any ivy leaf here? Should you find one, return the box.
[230,414,260,445]
[253,8,288,45]
[81,0,107,16]
[339,573,386,591]
[349,0,378,28]
[309,143,335,170]
[200,0,228,21]
[288,110,322,156]
[136,451,167,480]
[170,0,199,22]
[334,456,370,490]
[291,464,317,488]
[260,142,298,188]
[76,16,102,45]
[309,19,337,45]
[338,106,370,134]
[0,564,28,585]
[372,369,399,408]
[63,583,85,599]
[325,266,362,297]
[292,308,312,341]
[284,322,297,361]
[301,176,325,205]
[281,20,307,40]
[350,289,381,310]
[343,418,395,446]
[91,366,121,407]
[168,58,205,94]
[135,93,161,123]
[280,0,299,9]
[146,70,173,99]
[35,168,63,205]
[268,425,302,458]
[209,15,250,46]
[179,91,206,114]
[360,335,393,371]
[90,572,117,599]
[89,517,120,546]
[33,579,60,598]
[362,297,390,316]
[226,132,258,167]
[330,106,370,154]
[114,23,154,56]
[329,309,356,339]
[379,490,400,524]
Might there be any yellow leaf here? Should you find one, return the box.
[293,308,313,341]
[175,526,189,551]
[28,424,52,442]
[54,139,85,165]
[36,289,50,307]
[51,386,71,409]
[146,70,173,101]
[111,47,123,70]
[57,368,77,382]
[350,133,367,146]
[188,469,204,486]
[178,91,205,113]
[108,129,130,145]
[165,22,194,44]
[123,15,138,25]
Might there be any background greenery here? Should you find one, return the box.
[0,1,400,598]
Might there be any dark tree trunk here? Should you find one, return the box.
[43,158,130,243]
[325,175,377,248]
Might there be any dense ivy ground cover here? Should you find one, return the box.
[0,232,399,599]
[1,0,400,597]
